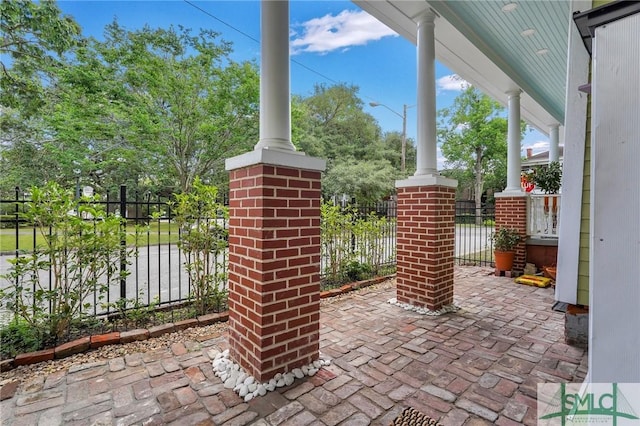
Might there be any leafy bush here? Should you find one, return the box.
[0,319,43,359]
[0,214,17,229]
[344,261,373,282]
[0,182,125,340]
[104,291,159,329]
[532,161,562,194]
[321,203,357,285]
[490,227,521,251]
[171,177,228,316]
[321,202,394,286]
[354,211,390,276]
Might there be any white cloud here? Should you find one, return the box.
[437,146,446,170]
[290,10,397,55]
[436,74,470,92]
[522,140,550,153]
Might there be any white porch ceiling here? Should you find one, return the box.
[353,0,574,135]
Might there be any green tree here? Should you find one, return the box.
[441,167,474,200]
[378,131,417,177]
[2,19,260,195]
[0,0,81,115]
[0,0,84,195]
[59,22,260,193]
[0,109,55,196]
[292,83,403,203]
[323,159,396,204]
[298,83,381,161]
[438,87,521,218]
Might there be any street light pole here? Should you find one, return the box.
[401,104,407,173]
[370,102,411,173]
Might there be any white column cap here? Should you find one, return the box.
[396,175,457,188]
[226,148,326,172]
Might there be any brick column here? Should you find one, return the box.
[225,150,325,382]
[396,179,457,311]
[494,193,528,273]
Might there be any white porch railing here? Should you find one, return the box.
[528,194,561,238]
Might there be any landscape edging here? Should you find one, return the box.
[1,274,395,373]
[1,312,229,373]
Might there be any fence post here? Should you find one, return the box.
[13,187,19,256]
[119,185,127,299]
[351,197,357,254]
[13,187,20,321]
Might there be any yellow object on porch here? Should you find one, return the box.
[514,275,553,288]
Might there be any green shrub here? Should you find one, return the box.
[0,319,43,359]
[321,203,356,285]
[0,182,126,340]
[344,261,373,282]
[103,291,159,329]
[171,177,228,316]
[490,227,521,251]
[354,212,390,276]
[532,161,562,194]
[321,202,395,286]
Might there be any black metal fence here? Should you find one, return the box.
[320,200,397,289]
[0,186,229,320]
[1,189,495,324]
[350,200,397,275]
[454,201,495,267]
[0,189,399,320]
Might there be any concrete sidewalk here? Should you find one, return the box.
[0,267,587,425]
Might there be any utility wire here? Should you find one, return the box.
[183,0,342,87]
[183,0,260,44]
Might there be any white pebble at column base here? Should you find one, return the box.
[388,297,460,316]
[210,349,332,402]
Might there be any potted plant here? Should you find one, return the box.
[532,161,562,212]
[532,161,562,194]
[490,227,521,271]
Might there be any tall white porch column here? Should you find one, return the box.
[225,0,325,381]
[549,124,560,163]
[415,10,438,176]
[505,90,522,191]
[254,0,295,151]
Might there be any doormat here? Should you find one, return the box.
[552,301,568,312]
[390,407,444,426]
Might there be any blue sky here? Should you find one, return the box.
[56,0,549,167]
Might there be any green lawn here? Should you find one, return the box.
[455,222,495,228]
[459,248,495,264]
[0,222,181,253]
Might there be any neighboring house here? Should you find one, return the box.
[355,0,640,384]
[521,146,564,169]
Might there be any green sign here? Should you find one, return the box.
[538,383,640,425]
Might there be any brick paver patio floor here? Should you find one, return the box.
[0,266,588,425]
